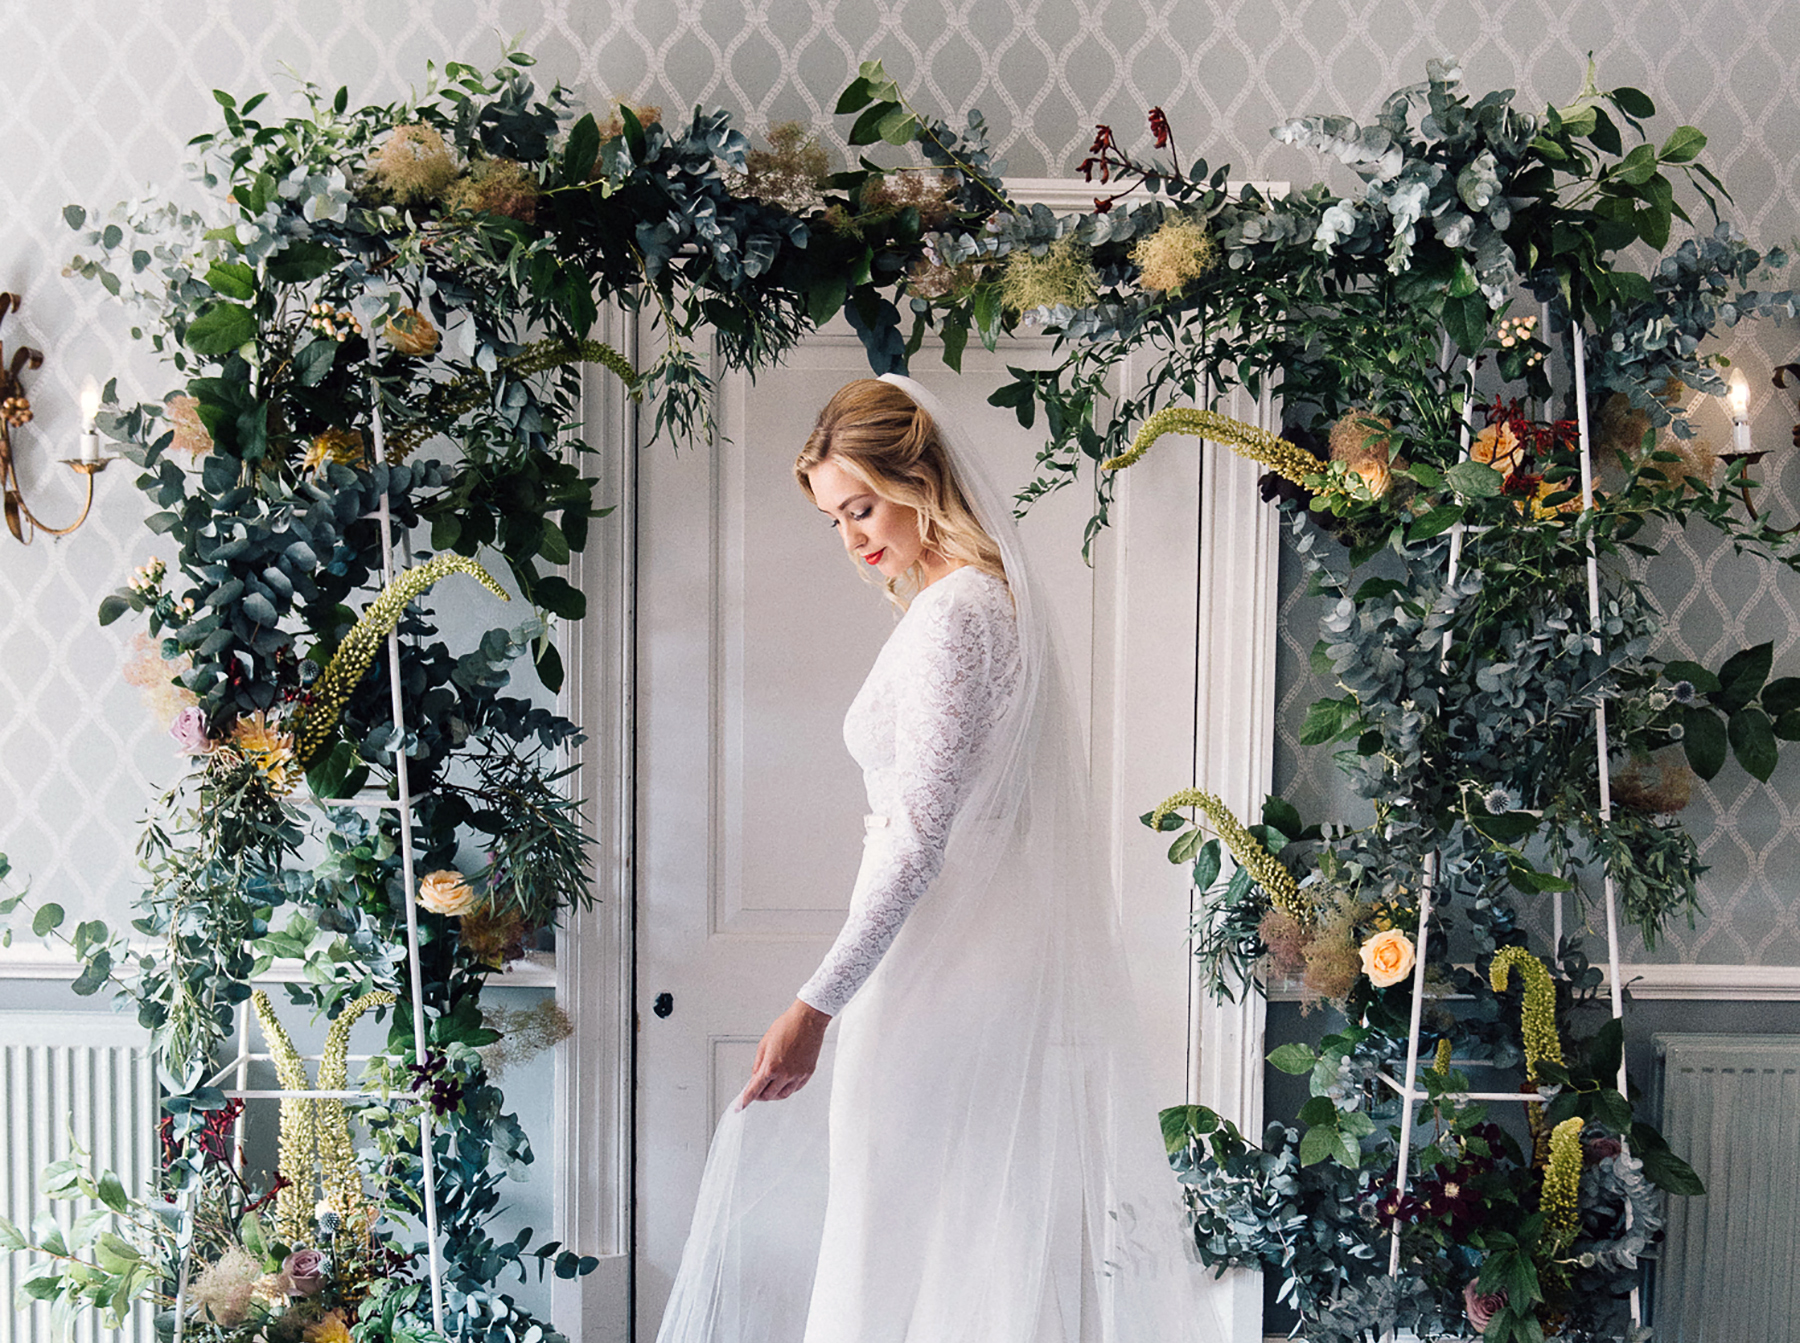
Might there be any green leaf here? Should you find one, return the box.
[265,240,335,284]
[1261,796,1302,841]
[938,313,969,374]
[562,113,601,183]
[834,75,875,115]
[877,107,919,146]
[805,273,847,328]
[98,595,131,626]
[185,302,257,356]
[1299,696,1358,746]
[1639,1144,1706,1196]
[32,903,65,937]
[1760,676,1800,718]
[1298,1123,1340,1167]
[1472,810,1539,844]
[531,575,585,620]
[1716,641,1773,711]
[1409,503,1464,542]
[1167,828,1204,866]
[0,1216,27,1251]
[1443,290,1489,355]
[535,639,566,695]
[1681,705,1728,779]
[1267,1042,1318,1075]
[1610,86,1656,119]
[1445,460,1504,498]
[203,261,256,301]
[71,951,112,996]
[1775,708,1800,742]
[1662,659,1721,694]
[94,1232,140,1273]
[1658,125,1706,163]
[1727,707,1778,782]
[1587,1017,1624,1083]
[294,337,337,388]
[1592,1087,1634,1132]
[1297,1095,1338,1127]
[1159,1103,1218,1153]
[1190,838,1222,892]
[847,102,893,147]
[63,204,87,231]
[618,104,647,162]
[239,1212,268,1260]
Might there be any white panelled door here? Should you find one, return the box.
[631,324,1250,1338]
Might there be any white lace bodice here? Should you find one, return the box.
[796,566,1022,1016]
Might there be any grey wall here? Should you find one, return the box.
[2,1,1796,942]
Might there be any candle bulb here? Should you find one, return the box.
[78,379,101,463]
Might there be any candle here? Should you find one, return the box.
[78,379,101,462]
[1727,370,1752,455]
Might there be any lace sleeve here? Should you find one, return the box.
[797,584,1016,1016]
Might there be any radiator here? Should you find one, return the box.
[1652,1033,1800,1343]
[1,1012,158,1343]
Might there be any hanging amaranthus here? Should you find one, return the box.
[316,990,396,1243]
[252,990,317,1248]
[1541,1116,1586,1250]
[1102,405,1321,483]
[1489,947,1565,1085]
[1150,787,1306,922]
[291,555,509,764]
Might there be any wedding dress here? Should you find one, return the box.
[655,375,1226,1343]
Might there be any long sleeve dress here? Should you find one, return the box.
[658,565,1218,1343]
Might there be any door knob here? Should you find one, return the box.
[652,992,674,1019]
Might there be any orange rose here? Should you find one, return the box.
[1471,422,1524,477]
[418,870,479,917]
[1359,928,1415,988]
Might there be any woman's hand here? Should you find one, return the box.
[738,999,831,1107]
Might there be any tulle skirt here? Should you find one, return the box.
[655,815,1225,1343]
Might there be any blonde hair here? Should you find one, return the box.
[796,379,1007,606]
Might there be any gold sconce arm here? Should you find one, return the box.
[0,292,109,544]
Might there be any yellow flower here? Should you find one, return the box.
[1471,422,1524,477]
[305,1311,354,1343]
[302,428,366,473]
[1490,947,1565,1085]
[383,307,439,357]
[1433,1037,1454,1077]
[1359,928,1415,988]
[230,711,299,795]
[166,394,214,457]
[1105,406,1321,483]
[1541,1116,1586,1247]
[1148,788,1308,923]
[418,869,480,917]
[1131,215,1219,296]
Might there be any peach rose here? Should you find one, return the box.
[1471,422,1524,477]
[417,870,479,917]
[1359,928,1415,988]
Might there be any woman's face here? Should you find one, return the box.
[807,457,933,582]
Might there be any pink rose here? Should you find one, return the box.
[280,1247,328,1297]
[1463,1279,1507,1333]
[170,705,213,756]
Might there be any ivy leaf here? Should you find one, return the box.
[1680,705,1728,779]
[1727,707,1778,781]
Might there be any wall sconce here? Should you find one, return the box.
[0,292,108,544]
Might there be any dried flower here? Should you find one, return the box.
[1301,916,1362,1005]
[190,1247,264,1326]
[595,101,663,142]
[459,902,530,966]
[1359,929,1416,988]
[1000,235,1099,316]
[1463,1279,1507,1332]
[1257,907,1309,976]
[302,427,366,474]
[418,870,480,917]
[1131,215,1218,296]
[1489,947,1564,1086]
[279,1248,328,1297]
[739,122,833,216]
[383,307,439,357]
[1612,750,1695,814]
[445,157,540,223]
[481,998,575,1079]
[124,631,198,726]
[165,394,213,456]
[366,123,459,206]
[1328,411,1394,468]
[230,711,299,795]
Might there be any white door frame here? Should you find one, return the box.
[552,186,1283,1343]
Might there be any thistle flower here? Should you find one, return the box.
[1000,235,1099,316]
[301,427,365,474]
[230,711,300,795]
[1671,679,1696,704]
[1106,406,1322,484]
[1541,1116,1586,1247]
[253,991,318,1248]
[316,990,395,1242]
[291,555,508,764]
[1150,788,1306,922]
[1489,946,1564,1085]
[366,123,459,205]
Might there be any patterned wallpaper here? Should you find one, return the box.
[1,0,1796,961]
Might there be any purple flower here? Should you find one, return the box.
[169,705,212,756]
[1463,1279,1507,1332]
[279,1248,328,1297]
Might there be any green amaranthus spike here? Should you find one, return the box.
[316,990,395,1241]
[1489,946,1565,1086]
[293,555,508,765]
[1541,1116,1586,1248]
[252,990,317,1248]
[1102,406,1322,483]
[1150,787,1307,923]
[383,337,639,463]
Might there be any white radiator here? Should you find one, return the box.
[1,1012,158,1343]
[1653,1033,1800,1343]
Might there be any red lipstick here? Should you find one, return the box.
[864,549,885,565]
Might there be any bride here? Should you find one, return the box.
[656,374,1225,1343]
